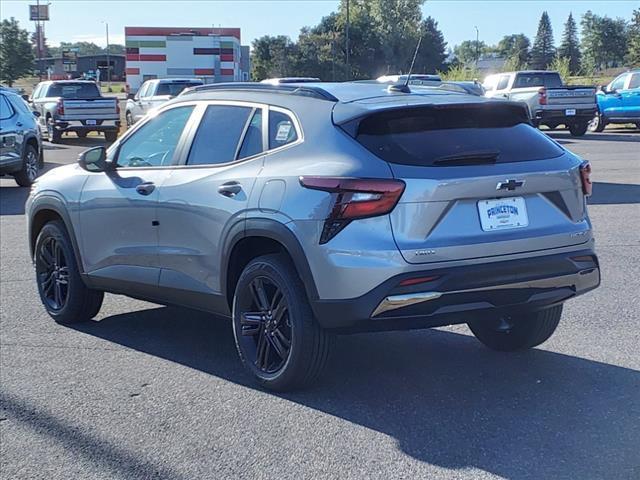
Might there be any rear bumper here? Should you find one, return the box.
[534,108,596,124]
[53,118,120,132]
[311,249,600,332]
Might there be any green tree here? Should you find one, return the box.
[530,11,556,69]
[250,35,297,81]
[627,9,640,67]
[497,34,530,69]
[415,16,447,73]
[0,18,34,86]
[454,40,487,65]
[581,11,628,71]
[558,13,581,74]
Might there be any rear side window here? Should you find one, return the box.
[187,105,253,165]
[7,94,30,114]
[0,95,15,120]
[514,73,563,89]
[352,105,564,166]
[269,110,298,149]
[47,83,100,98]
[156,82,202,97]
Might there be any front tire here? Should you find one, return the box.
[589,113,606,132]
[232,254,331,391]
[468,305,562,352]
[34,221,104,324]
[14,144,39,187]
[569,122,589,137]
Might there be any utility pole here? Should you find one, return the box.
[105,22,111,85]
[345,0,350,81]
[475,26,479,68]
[36,0,42,80]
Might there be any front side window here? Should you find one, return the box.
[136,82,150,99]
[496,75,510,91]
[610,74,627,91]
[187,105,255,165]
[269,110,298,149]
[116,106,194,168]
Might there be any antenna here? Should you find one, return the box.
[388,35,423,94]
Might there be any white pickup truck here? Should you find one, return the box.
[30,80,120,143]
[483,71,597,136]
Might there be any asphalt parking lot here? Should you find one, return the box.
[1,129,639,479]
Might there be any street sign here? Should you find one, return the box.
[29,4,50,21]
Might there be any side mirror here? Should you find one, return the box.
[127,93,135,100]
[78,146,110,172]
[32,110,41,118]
[21,94,30,101]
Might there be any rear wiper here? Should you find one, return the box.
[433,150,500,166]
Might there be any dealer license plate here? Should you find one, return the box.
[86,120,97,125]
[565,109,576,116]
[478,197,529,231]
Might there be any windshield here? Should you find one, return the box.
[156,82,202,96]
[352,105,564,166]
[47,83,101,98]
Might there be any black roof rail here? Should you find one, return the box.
[180,82,339,102]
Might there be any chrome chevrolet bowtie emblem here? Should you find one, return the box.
[496,179,525,191]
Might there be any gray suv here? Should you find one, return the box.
[26,82,600,391]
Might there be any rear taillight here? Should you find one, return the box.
[56,100,64,116]
[299,176,405,244]
[538,87,547,105]
[579,161,592,196]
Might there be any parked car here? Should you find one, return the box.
[590,70,640,132]
[260,77,321,85]
[483,71,597,136]
[377,74,442,86]
[439,80,485,96]
[26,82,600,391]
[0,87,43,186]
[30,80,120,143]
[125,78,204,127]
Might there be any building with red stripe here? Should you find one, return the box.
[124,26,250,92]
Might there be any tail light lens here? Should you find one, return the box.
[579,161,592,196]
[538,87,547,105]
[56,99,64,116]
[299,176,405,244]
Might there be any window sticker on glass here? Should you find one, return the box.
[275,123,292,142]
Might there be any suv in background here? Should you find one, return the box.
[590,70,640,132]
[484,71,597,136]
[0,87,43,186]
[30,80,120,143]
[26,82,600,391]
[125,78,204,127]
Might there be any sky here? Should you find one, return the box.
[1,0,637,50]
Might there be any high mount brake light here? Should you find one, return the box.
[579,161,592,196]
[299,176,405,244]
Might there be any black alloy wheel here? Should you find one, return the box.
[237,276,292,374]
[36,236,69,311]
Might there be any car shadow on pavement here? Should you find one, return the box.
[547,131,640,143]
[589,182,640,205]
[0,162,68,215]
[71,306,640,480]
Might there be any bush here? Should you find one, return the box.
[549,57,571,80]
[439,64,481,81]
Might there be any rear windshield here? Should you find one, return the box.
[352,105,564,166]
[513,73,563,88]
[156,82,202,96]
[47,83,101,98]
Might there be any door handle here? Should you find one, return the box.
[16,122,23,127]
[136,182,155,195]
[217,181,242,197]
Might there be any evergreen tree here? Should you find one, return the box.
[558,13,581,74]
[415,16,447,73]
[0,18,34,86]
[497,34,530,69]
[530,11,556,69]
[626,9,640,67]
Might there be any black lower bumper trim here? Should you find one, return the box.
[311,249,600,333]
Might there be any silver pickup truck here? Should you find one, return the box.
[483,71,596,136]
[30,80,120,143]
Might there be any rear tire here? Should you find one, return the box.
[14,144,39,187]
[468,305,562,352]
[232,254,331,391]
[569,122,589,137]
[105,130,118,142]
[47,118,62,143]
[34,221,104,324]
[589,113,606,132]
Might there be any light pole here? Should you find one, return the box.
[101,21,111,86]
[345,0,350,81]
[475,26,479,68]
